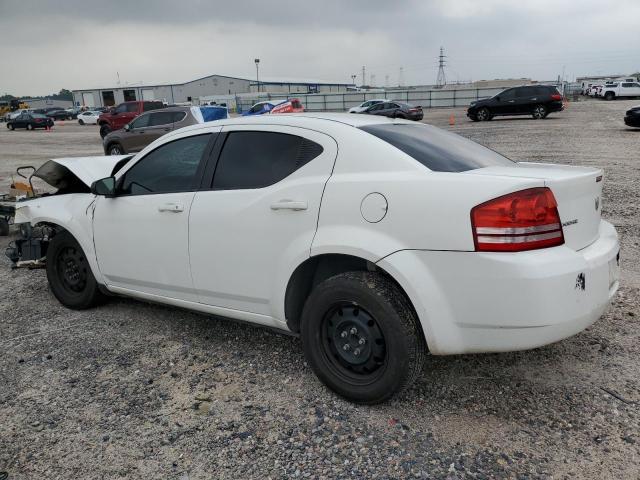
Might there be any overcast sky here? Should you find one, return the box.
[1,0,639,96]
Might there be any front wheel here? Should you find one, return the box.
[78,119,85,125]
[99,124,111,138]
[26,124,33,130]
[476,107,492,121]
[107,143,124,155]
[300,271,426,404]
[604,92,615,101]
[46,231,105,309]
[8,124,14,130]
[532,104,547,119]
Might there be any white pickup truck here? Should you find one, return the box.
[600,81,640,100]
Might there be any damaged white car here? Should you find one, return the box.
[9,113,620,403]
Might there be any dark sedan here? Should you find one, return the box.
[6,113,53,130]
[363,101,424,121]
[46,109,72,120]
[624,105,640,128]
[467,85,563,121]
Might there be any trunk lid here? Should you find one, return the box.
[468,162,603,251]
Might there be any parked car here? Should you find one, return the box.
[46,109,72,121]
[624,105,640,127]
[10,113,619,404]
[600,82,640,101]
[348,99,387,113]
[77,111,101,125]
[3,108,29,122]
[467,85,563,121]
[103,107,200,155]
[242,99,304,116]
[362,101,424,121]
[98,100,165,138]
[6,112,53,130]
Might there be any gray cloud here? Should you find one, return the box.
[1,0,639,95]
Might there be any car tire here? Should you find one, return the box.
[604,92,615,101]
[0,218,9,236]
[78,119,85,125]
[300,271,426,404]
[469,114,479,122]
[99,124,111,138]
[7,124,13,130]
[46,231,105,310]
[532,105,547,119]
[107,143,124,155]
[477,107,492,121]
[26,124,33,130]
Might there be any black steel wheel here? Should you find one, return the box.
[301,271,426,404]
[46,231,105,309]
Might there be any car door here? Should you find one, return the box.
[93,129,220,301]
[188,125,338,318]
[493,88,517,114]
[142,111,175,143]
[123,113,152,152]
[512,87,535,114]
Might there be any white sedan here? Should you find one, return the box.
[77,110,101,125]
[348,98,388,113]
[12,113,619,403]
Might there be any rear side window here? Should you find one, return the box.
[120,134,211,195]
[359,124,515,172]
[149,111,174,126]
[212,131,323,190]
[125,103,138,113]
[143,101,164,111]
[172,112,187,122]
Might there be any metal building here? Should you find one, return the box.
[72,73,355,108]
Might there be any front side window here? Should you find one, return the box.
[130,114,150,129]
[125,103,139,113]
[114,104,128,114]
[120,134,211,195]
[499,89,516,100]
[212,131,324,190]
[360,123,515,173]
[514,87,532,97]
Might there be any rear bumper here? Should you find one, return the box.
[377,220,619,355]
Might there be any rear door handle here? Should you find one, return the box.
[270,200,308,211]
[158,203,184,213]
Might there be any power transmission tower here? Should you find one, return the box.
[436,47,447,87]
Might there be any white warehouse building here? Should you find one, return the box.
[72,73,354,108]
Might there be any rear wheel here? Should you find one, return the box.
[300,271,426,404]
[46,231,105,309]
[99,124,111,138]
[532,104,547,119]
[26,124,33,130]
[477,107,492,121]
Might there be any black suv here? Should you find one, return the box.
[467,85,563,121]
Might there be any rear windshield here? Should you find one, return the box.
[359,123,515,172]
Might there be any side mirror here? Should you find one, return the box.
[91,176,116,197]
[124,124,131,131]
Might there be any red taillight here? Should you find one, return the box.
[471,187,564,252]
[550,94,562,101]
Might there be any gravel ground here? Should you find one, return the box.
[0,100,639,479]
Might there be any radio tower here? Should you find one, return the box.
[436,46,447,87]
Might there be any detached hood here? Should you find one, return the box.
[34,155,130,190]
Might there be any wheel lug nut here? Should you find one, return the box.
[354,348,361,356]
[343,344,350,351]
[358,338,366,345]
[340,331,348,338]
[350,327,358,335]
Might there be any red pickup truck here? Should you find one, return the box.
[98,100,164,138]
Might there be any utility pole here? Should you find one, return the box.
[436,47,447,87]
[362,66,366,87]
[398,67,404,87]
[385,74,389,87]
[254,58,260,93]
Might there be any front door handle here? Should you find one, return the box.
[158,203,184,213]
[270,200,308,211]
